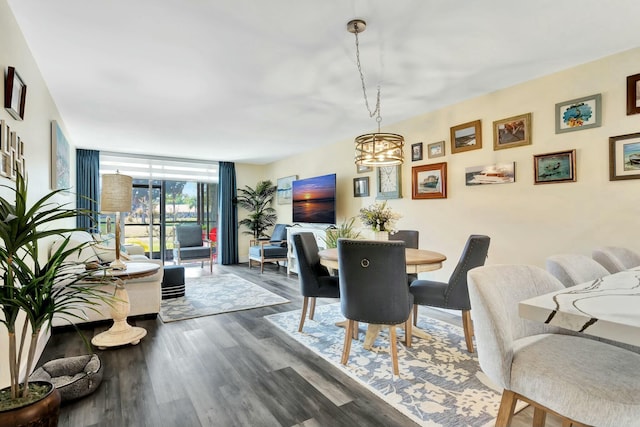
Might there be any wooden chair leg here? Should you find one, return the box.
[389,325,399,376]
[309,297,316,320]
[298,297,309,332]
[405,312,412,348]
[413,304,418,327]
[352,321,359,339]
[462,310,474,353]
[496,389,518,427]
[532,407,547,427]
[341,319,354,365]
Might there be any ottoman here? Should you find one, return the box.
[162,265,185,299]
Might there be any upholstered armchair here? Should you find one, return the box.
[173,223,214,272]
[248,224,290,273]
[592,246,640,273]
[545,253,610,287]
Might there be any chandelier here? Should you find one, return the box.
[348,19,404,166]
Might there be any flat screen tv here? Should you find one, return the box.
[292,173,336,225]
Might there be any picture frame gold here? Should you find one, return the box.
[450,120,482,154]
[427,141,445,158]
[609,132,640,181]
[4,67,27,121]
[493,113,532,150]
[412,162,447,199]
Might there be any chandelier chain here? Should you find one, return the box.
[354,26,382,126]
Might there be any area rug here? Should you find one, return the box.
[159,273,289,323]
[265,303,517,427]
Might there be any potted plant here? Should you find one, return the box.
[237,180,277,240]
[0,173,111,424]
[358,201,401,239]
[322,217,361,249]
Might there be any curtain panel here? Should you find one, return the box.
[218,162,238,264]
[76,149,100,232]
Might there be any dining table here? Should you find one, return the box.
[318,246,447,349]
[519,267,640,347]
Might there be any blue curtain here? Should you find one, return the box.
[218,162,238,264]
[76,149,100,232]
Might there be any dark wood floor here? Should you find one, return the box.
[40,263,560,427]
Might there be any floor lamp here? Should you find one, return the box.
[101,172,132,270]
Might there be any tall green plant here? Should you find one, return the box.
[237,180,277,239]
[0,173,111,404]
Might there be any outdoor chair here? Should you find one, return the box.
[173,223,214,272]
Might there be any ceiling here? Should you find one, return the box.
[7,0,640,164]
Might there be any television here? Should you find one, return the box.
[292,173,336,225]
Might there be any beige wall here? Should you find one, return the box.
[260,47,640,282]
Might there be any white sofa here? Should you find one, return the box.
[50,231,164,327]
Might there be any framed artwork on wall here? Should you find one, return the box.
[555,94,601,133]
[376,165,402,199]
[412,162,447,199]
[277,175,297,204]
[609,132,640,181]
[626,73,640,115]
[411,142,423,161]
[493,113,532,150]
[51,120,70,190]
[533,149,576,184]
[450,120,482,154]
[465,162,515,186]
[353,176,369,197]
[4,66,27,121]
[427,141,445,158]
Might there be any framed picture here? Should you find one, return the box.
[533,149,576,184]
[357,164,373,173]
[466,162,515,186]
[4,67,27,121]
[411,142,423,161]
[412,162,447,199]
[427,140,445,158]
[353,176,369,197]
[555,94,601,133]
[493,113,532,150]
[277,175,297,204]
[0,120,10,179]
[376,165,402,199]
[51,120,70,190]
[609,132,640,181]
[450,120,482,154]
[626,73,640,115]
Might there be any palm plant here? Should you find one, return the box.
[237,180,277,240]
[0,173,111,408]
[322,217,361,249]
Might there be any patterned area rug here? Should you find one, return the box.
[159,273,289,322]
[265,303,516,427]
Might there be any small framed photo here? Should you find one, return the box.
[493,113,532,150]
[427,141,445,158]
[4,67,27,121]
[555,94,601,133]
[533,149,576,184]
[277,175,297,205]
[450,120,482,154]
[626,74,640,115]
[411,142,423,161]
[353,176,369,197]
[609,132,640,181]
[357,164,373,173]
[412,162,447,199]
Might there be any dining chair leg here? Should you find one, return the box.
[532,406,546,427]
[352,321,359,339]
[405,313,412,348]
[495,389,518,427]
[309,297,316,320]
[389,325,399,376]
[413,304,418,327]
[298,297,309,332]
[341,319,354,366]
[462,310,474,353]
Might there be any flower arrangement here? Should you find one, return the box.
[358,201,401,232]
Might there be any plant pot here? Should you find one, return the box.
[0,381,61,427]
[373,231,389,241]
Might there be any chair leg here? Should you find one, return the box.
[496,389,518,427]
[260,260,264,274]
[389,325,399,376]
[532,407,547,427]
[413,304,418,327]
[352,321,359,339]
[462,310,474,353]
[309,297,316,320]
[298,297,309,332]
[405,312,412,348]
[341,319,354,366]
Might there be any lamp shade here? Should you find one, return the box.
[101,173,132,213]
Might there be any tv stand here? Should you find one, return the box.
[287,225,331,276]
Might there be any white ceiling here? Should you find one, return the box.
[7,0,640,164]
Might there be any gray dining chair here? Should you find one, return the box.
[337,239,413,376]
[468,264,640,426]
[389,230,419,285]
[592,246,640,273]
[409,234,490,353]
[545,253,610,287]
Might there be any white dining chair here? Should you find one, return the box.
[545,253,609,287]
[592,246,640,273]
